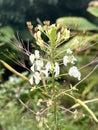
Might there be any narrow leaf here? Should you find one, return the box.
[76,99,98,123]
[56,17,98,31]
[0,60,29,81]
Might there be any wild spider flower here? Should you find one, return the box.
[35,50,40,59]
[62,48,81,80]
[29,72,41,85]
[54,62,60,76]
[29,50,40,63]
[45,62,52,71]
[68,66,81,80]
[63,48,77,66]
[33,72,41,84]
[66,48,73,54]
[29,77,34,85]
[41,69,49,77]
[28,21,81,85]
[71,55,77,64]
[29,54,35,63]
[63,56,69,66]
[30,64,35,72]
[35,60,44,71]
[39,62,52,77]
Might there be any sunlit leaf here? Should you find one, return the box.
[56,17,98,31]
[0,60,29,81]
[87,7,98,17]
[56,34,98,58]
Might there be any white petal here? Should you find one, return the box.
[34,72,41,84]
[45,62,52,71]
[66,49,72,54]
[71,55,77,64]
[54,62,60,76]
[35,50,40,59]
[29,54,35,63]
[35,78,40,84]
[68,66,81,80]
[63,56,69,66]
[35,60,44,71]
[29,77,34,85]
[41,70,49,77]
[30,65,35,72]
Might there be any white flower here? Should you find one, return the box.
[47,99,53,107]
[30,64,35,72]
[29,54,35,63]
[54,62,60,76]
[35,60,44,71]
[33,72,41,84]
[71,55,77,64]
[41,70,49,77]
[35,50,40,59]
[63,56,69,66]
[68,66,81,80]
[29,77,34,85]
[66,49,72,54]
[45,62,52,71]
[29,72,41,85]
[41,61,52,77]
[29,50,40,63]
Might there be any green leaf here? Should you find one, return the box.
[0,60,29,81]
[19,29,33,41]
[0,26,14,42]
[87,7,98,17]
[56,34,98,58]
[76,99,98,123]
[0,26,14,38]
[56,17,98,31]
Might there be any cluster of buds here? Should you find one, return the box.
[26,21,33,35]
[27,20,70,51]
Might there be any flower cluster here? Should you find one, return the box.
[63,48,81,80]
[29,50,60,85]
[29,49,81,85]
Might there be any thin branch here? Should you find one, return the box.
[73,64,98,89]
[70,98,98,110]
[18,98,36,115]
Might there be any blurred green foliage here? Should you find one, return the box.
[57,17,98,31]
[87,7,98,17]
[56,2,98,97]
[0,71,98,130]
[0,0,97,27]
[0,72,38,130]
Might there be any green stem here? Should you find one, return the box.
[52,70,57,128]
[51,46,58,130]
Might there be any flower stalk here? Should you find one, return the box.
[51,47,58,129]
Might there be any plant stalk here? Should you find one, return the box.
[51,46,58,130]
